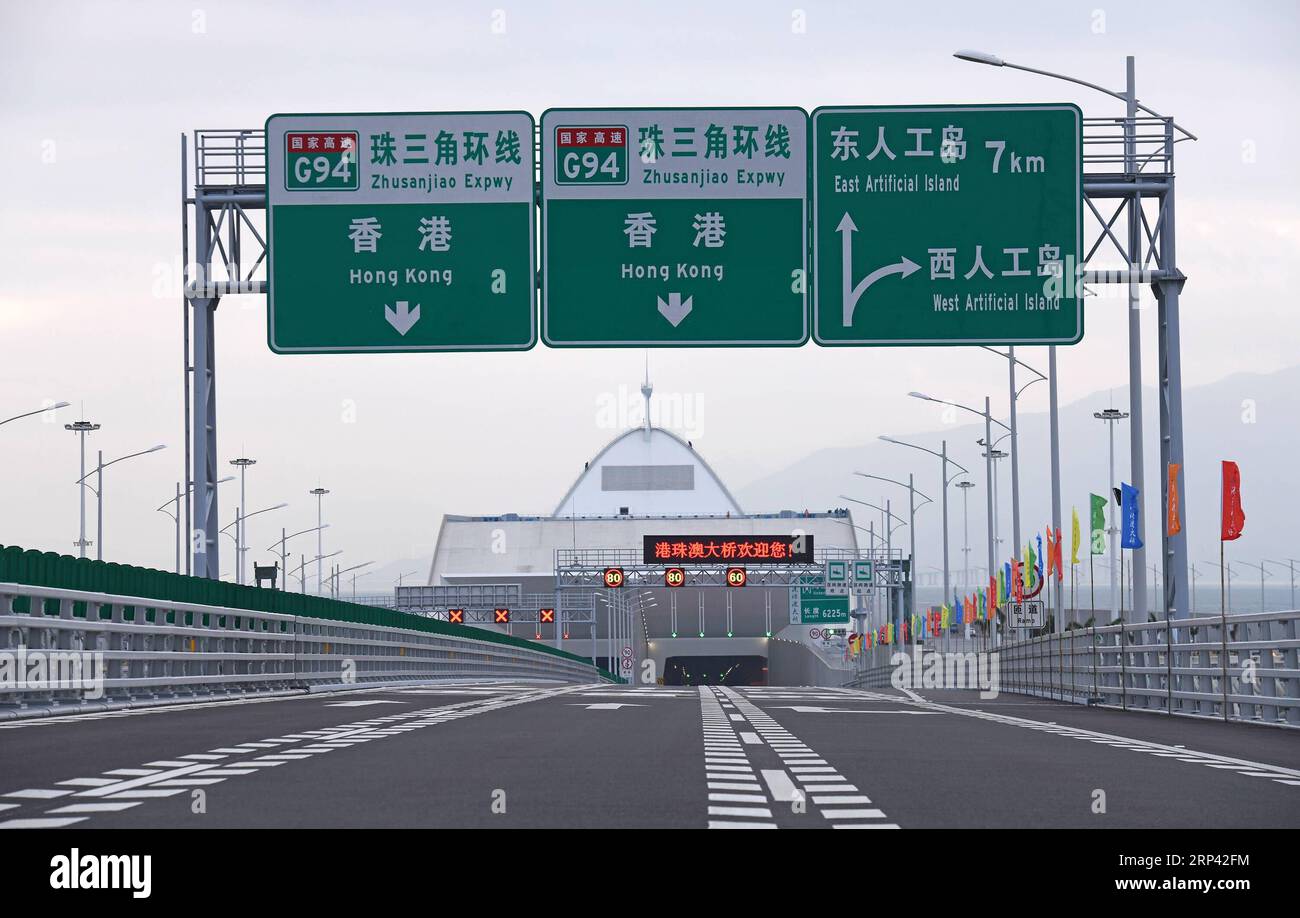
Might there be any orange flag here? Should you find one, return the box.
[1167,462,1182,535]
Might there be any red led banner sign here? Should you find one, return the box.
[643,535,814,564]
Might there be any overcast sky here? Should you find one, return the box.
[1,1,1296,585]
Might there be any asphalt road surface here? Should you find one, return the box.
[1,682,1297,829]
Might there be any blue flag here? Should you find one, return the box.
[1120,482,1143,549]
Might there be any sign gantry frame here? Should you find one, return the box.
[180,111,1188,617]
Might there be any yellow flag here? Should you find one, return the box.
[1071,507,1081,565]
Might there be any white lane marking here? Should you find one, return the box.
[145,761,198,767]
[773,705,941,714]
[0,804,19,812]
[703,764,753,773]
[0,817,87,828]
[104,769,160,776]
[789,766,836,773]
[707,782,763,791]
[739,732,762,745]
[821,808,887,819]
[209,747,256,754]
[852,688,1300,782]
[834,823,901,829]
[257,754,313,760]
[760,770,801,803]
[324,700,406,707]
[729,713,745,721]
[179,753,227,761]
[708,806,773,818]
[804,784,860,793]
[105,789,186,798]
[193,769,258,776]
[566,703,647,710]
[3,789,73,799]
[57,778,118,787]
[709,793,768,803]
[152,779,226,787]
[814,795,873,804]
[49,802,142,814]
[708,821,777,829]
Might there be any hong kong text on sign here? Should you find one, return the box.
[266,112,536,353]
[541,108,809,347]
[812,104,1083,346]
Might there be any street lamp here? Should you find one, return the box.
[1205,560,1237,613]
[74,444,166,561]
[267,524,331,591]
[879,435,969,606]
[229,457,256,584]
[64,419,100,557]
[954,48,1197,626]
[2,401,70,428]
[309,488,330,594]
[1263,560,1296,611]
[1095,408,1129,622]
[955,480,976,596]
[220,503,288,571]
[854,472,932,621]
[909,391,1008,643]
[1235,561,1268,614]
[333,561,373,601]
[291,549,340,593]
[157,476,234,573]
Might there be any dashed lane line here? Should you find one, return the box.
[0,684,585,829]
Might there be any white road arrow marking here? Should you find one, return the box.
[567,702,648,710]
[657,291,693,327]
[384,300,421,335]
[837,213,920,326]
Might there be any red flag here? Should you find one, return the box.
[1053,527,1063,581]
[1221,460,1246,541]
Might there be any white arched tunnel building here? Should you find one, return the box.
[426,423,860,685]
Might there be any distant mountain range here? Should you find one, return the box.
[734,365,1299,590]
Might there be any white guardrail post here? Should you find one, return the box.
[0,583,604,718]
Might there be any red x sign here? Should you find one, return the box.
[494,608,511,624]
[539,608,555,624]
[447,608,464,624]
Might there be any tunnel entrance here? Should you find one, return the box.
[664,655,767,686]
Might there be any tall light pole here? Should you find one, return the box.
[851,474,932,622]
[1095,408,1129,622]
[956,480,975,596]
[2,401,70,428]
[909,392,1008,643]
[220,503,288,572]
[74,444,167,562]
[310,487,330,594]
[878,436,969,608]
[229,457,256,584]
[954,49,1197,626]
[1263,560,1296,611]
[1236,561,1268,613]
[158,476,234,573]
[267,524,330,591]
[65,419,100,557]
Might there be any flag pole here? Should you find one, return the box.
[1220,537,1228,722]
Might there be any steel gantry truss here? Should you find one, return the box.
[180,108,1191,631]
[1077,112,1189,622]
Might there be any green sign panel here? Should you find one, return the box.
[792,588,850,624]
[812,104,1083,346]
[541,108,809,347]
[265,112,536,353]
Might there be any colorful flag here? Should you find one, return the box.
[1090,493,1106,555]
[1045,528,1055,579]
[1071,508,1081,565]
[1221,460,1245,541]
[1120,482,1142,549]
[1053,527,1063,581]
[1167,462,1182,536]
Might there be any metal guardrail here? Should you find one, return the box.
[846,610,1300,728]
[0,582,603,719]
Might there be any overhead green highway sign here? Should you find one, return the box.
[265,111,536,353]
[812,104,1083,346]
[541,107,809,347]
